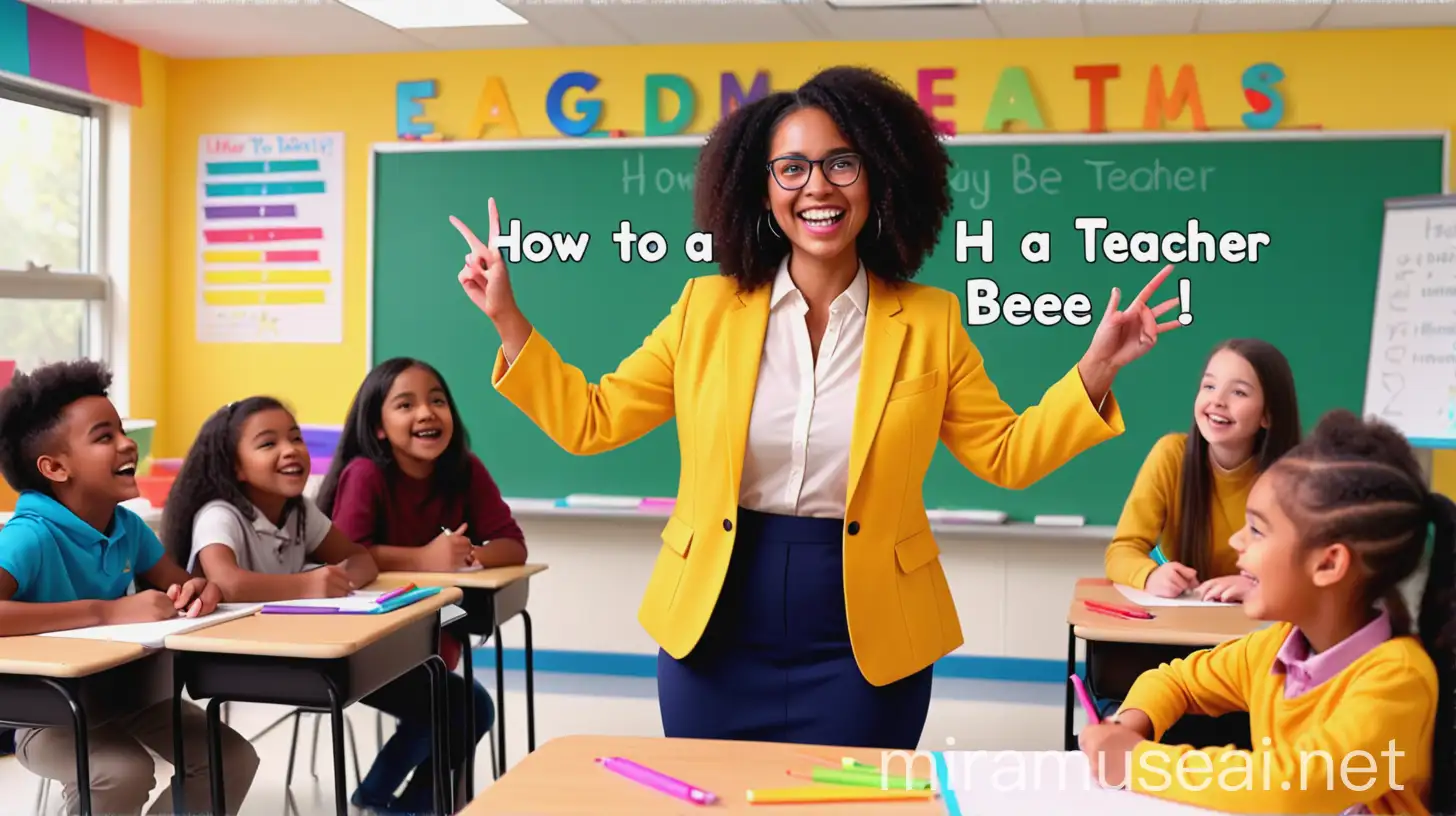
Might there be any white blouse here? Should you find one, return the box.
[738,258,868,519]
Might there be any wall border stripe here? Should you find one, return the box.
[472,647,1085,685]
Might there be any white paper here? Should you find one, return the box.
[941,750,1219,814]
[41,603,263,648]
[263,591,385,611]
[1115,584,1239,608]
[564,494,642,509]
[196,132,345,344]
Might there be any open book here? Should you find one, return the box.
[41,603,264,649]
[1115,584,1239,608]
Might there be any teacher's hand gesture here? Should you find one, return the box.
[450,198,518,321]
[451,199,534,359]
[1077,264,1183,402]
[1086,264,1183,367]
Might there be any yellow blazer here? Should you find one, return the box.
[491,273,1124,686]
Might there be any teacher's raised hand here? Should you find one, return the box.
[451,198,534,361]
[1077,264,1183,403]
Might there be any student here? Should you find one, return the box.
[164,394,482,813]
[161,395,378,598]
[1080,409,1453,815]
[1105,338,1302,601]
[316,358,513,813]
[0,359,258,815]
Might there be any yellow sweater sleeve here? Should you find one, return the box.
[1117,626,1266,737]
[1104,434,1183,589]
[937,293,1124,491]
[491,278,690,455]
[1125,657,1436,814]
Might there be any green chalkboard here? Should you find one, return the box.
[370,133,1446,525]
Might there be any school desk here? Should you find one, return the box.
[164,587,463,816]
[1063,578,1265,750]
[371,563,547,788]
[464,734,1223,815]
[0,637,170,816]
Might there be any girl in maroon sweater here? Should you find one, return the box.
[318,357,525,813]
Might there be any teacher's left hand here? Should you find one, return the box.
[1084,264,1183,370]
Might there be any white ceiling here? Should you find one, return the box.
[27,0,1456,57]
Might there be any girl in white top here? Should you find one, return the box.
[162,396,376,600]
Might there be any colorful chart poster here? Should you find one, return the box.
[195,132,344,343]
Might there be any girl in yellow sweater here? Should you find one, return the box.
[1081,409,1454,815]
[1105,338,1301,600]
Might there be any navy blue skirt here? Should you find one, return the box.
[656,508,933,750]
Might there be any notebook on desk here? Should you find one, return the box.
[40,603,264,649]
[259,586,441,615]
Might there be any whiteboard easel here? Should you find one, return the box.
[1364,194,1456,448]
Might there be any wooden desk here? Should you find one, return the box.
[0,637,169,816]
[1062,578,1265,750]
[465,734,942,814]
[165,587,463,816]
[372,564,547,787]
[466,734,1220,815]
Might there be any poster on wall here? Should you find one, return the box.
[195,132,345,344]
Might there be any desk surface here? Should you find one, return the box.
[1068,578,1265,647]
[163,587,461,659]
[0,636,151,678]
[371,564,547,591]
[465,734,943,814]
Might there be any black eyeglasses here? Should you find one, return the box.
[767,153,863,191]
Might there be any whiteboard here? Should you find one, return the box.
[1364,195,1456,447]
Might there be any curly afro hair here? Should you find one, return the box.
[693,65,953,290]
[0,359,113,495]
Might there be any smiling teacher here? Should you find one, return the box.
[450,66,1182,751]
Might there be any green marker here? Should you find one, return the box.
[812,766,932,790]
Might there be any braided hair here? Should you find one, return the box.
[1270,409,1455,813]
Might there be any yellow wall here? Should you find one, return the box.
[160,28,1456,459]
[130,48,168,441]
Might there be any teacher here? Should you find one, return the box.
[450,66,1182,750]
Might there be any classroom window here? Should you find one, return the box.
[0,81,107,373]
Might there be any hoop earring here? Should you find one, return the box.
[759,211,783,242]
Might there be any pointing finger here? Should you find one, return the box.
[1132,265,1173,308]
[453,523,469,536]
[449,215,489,256]
[1101,287,1121,322]
[488,197,501,247]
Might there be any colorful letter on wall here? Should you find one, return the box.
[468,77,520,138]
[917,68,956,136]
[1143,65,1207,130]
[1240,62,1285,130]
[721,70,770,119]
[983,67,1045,132]
[547,71,603,137]
[645,74,696,136]
[1074,64,1120,133]
[396,80,438,138]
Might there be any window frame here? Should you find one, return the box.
[0,77,113,382]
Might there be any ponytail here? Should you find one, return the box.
[1419,492,1456,816]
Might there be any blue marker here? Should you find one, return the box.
[1150,546,1169,566]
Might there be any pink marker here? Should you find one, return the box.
[596,756,716,805]
[1071,673,1100,725]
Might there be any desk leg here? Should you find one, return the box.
[39,679,91,816]
[322,679,348,816]
[461,631,475,800]
[171,669,186,816]
[521,609,535,753]
[1064,625,1076,752]
[494,616,506,777]
[205,698,227,816]
[425,656,449,816]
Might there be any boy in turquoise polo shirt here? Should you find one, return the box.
[0,359,258,815]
